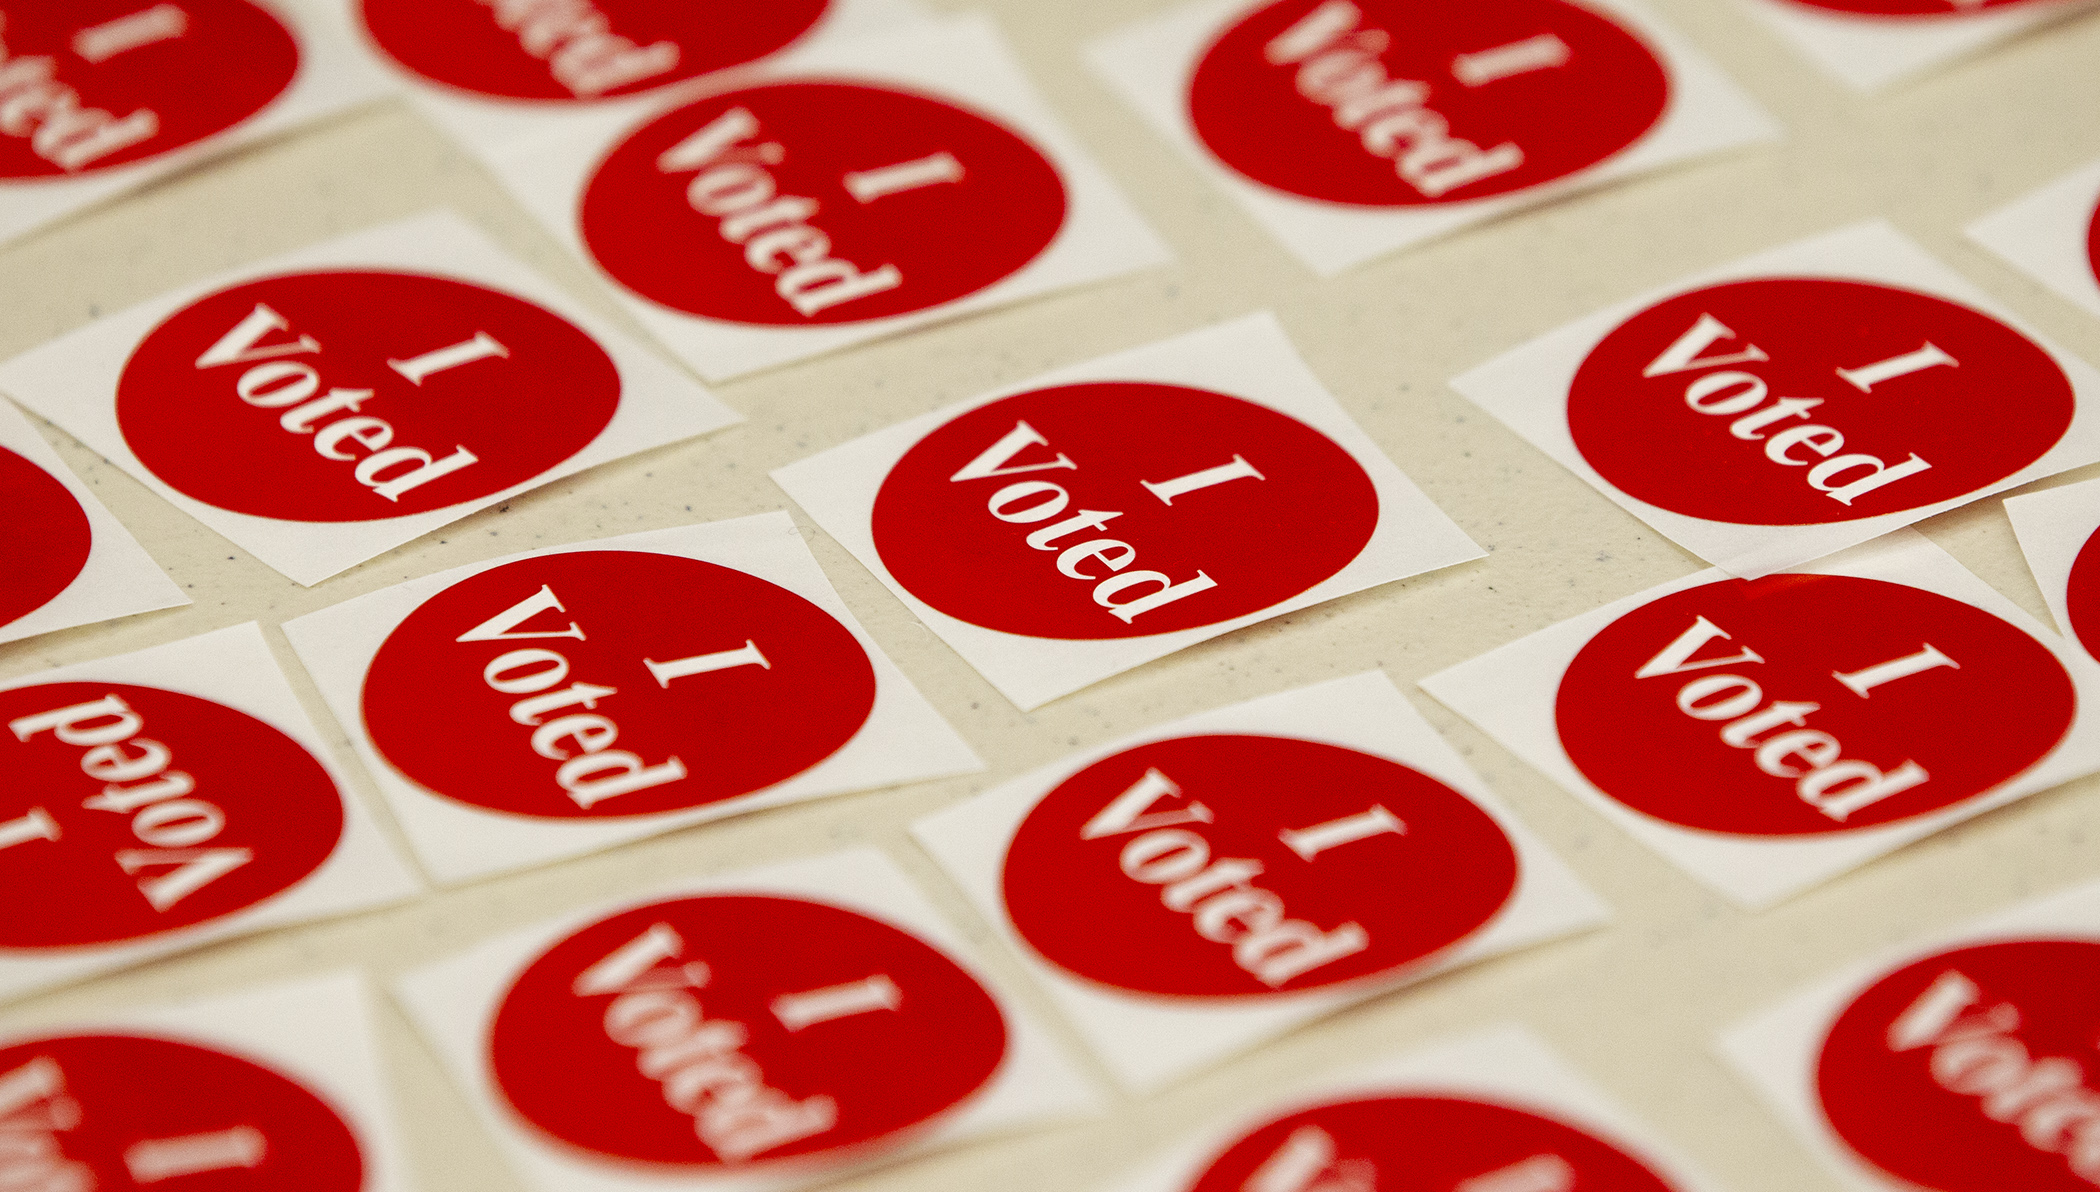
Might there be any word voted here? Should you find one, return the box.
[953,420,1251,625]
[1644,312,1945,508]
[473,0,681,98]
[5,695,256,914]
[0,1054,270,1191]
[1637,615,1956,821]
[0,5,186,173]
[456,583,778,808]
[1265,1,1570,199]
[1084,766,1405,987]
[654,105,970,317]
[195,302,494,506]
[1885,968,2100,1182]
[1244,1123,1579,1192]
[571,923,908,1161]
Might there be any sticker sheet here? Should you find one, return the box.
[773,313,1484,710]
[1097,1026,1722,1192]
[0,623,420,1003]
[2006,475,2100,662]
[1087,0,1780,276]
[1737,0,2099,93]
[0,396,186,646]
[913,672,1608,1092]
[1421,529,2100,908]
[0,971,413,1192]
[0,211,740,586]
[1453,221,2100,578]
[475,13,1171,382]
[282,513,982,885]
[0,0,393,247]
[393,848,1099,1192]
[1720,877,2100,1191]
[1969,157,2100,324]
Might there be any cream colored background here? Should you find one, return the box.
[1,2,2097,1188]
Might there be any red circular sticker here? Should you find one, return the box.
[1188,0,1669,207]
[0,1034,362,1191]
[488,894,1007,1168]
[359,0,826,102]
[1569,277,2075,526]
[0,446,93,630]
[1002,734,1517,998]
[1185,1094,1679,1192]
[361,551,876,820]
[2086,199,2099,290]
[1556,574,2075,836]
[2062,528,2100,662]
[0,0,296,181]
[1817,939,2100,1190]
[0,681,344,948]
[116,271,621,523]
[871,383,1380,640]
[1780,0,2057,16]
[580,82,1067,326]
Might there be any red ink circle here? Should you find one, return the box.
[871,383,1379,640]
[488,894,1007,1168]
[1189,0,1669,207]
[1569,277,2074,526]
[0,681,344,948]
[361,551,877,820]
[0,1034,363,1191]
[1556,574,2074,836]
[1002,734,1517,998]
[580,82,1067,326]
[116,271,621,523]
[1779,0,2059,17]
[1818,939,2100,1191]
[359,0,826,102]
[0,446,93,630]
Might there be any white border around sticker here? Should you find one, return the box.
[2006,474,2100,656]
[1969,157,2100,324]
[1736,0,2099,93]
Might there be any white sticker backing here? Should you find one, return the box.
[0,210,741,586]
[1453,220,2100,578]
[912,671,1608,1092]
[773,313,1484,710]
[1736,0,2098,92]
[1969,157,2100,324]
[2006,475,2100,664]
[281,513,983,885]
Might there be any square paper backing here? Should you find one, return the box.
[0,623,421,1002]
[911,671,1609,1093]
[0,210,741,586]
[1085,0,1781,276]
[0,397,186,645]
[1969,157,2100,323]
[1451,220,2100,578]
[2006,474,2100,651]
[772,312,1485,711]
[281,512,983,885]
[391,848,1101,1192]
[478,13,1173,382]
[1738,0,2099,91]
[1717,878,2100,1191]
[1420,528,2100,908]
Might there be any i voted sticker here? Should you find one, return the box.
[1969,159,2100,327]
[1002,734,1516,997]
[1777,0,2059,16]
[2005,474,2100,668]
[1738,0,2095,90]
[0,446,93,629]
[361,549,878,819]
[0,1034,363,1190]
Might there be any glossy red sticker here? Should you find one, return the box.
[1555,573,2075,837]
[488,894,1007,1168]
[360,551,877,820]
[1188,0,1669,207]
[580,82,1067,326]
[0,1033,363,1191]
[359,0,825,102]
[1001,734,1517,998]
[0,0,297,181]
[2064,529,2100,663]
[115,270,621,523]
[2086,199,2099,287]
[0,446,93,629]
[1817,939,2100,1190]
[871,383,1380,639]
[0,681,345,948]
[1569,277,2076,526]
[1780,0,2053,15]
[1185,1095,1678,1192]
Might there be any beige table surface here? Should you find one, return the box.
[3,2,2099,1189]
